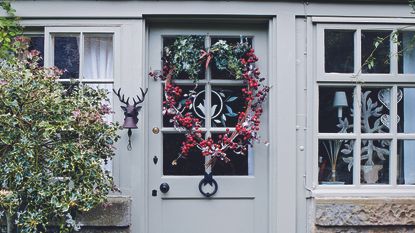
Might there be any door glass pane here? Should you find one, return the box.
[398,31,415,74]
[83,34,113,80]
[163,133,205,176]
[163,36,206,80]
[361,139,390,184]
[319,86,354,133]
[163,85,205,127]
[361,87,391,133]
[361,30,391,74]
[210,37,252,80]
[54,34,80,79]
[211,134,250,176]
[397,140,415,185]
[324,30,354,73]
[211,86,245,128]
[398,87,415,133]
[318,139,354,185]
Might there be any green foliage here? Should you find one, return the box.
[165,36,205,81]
[0,42,120,232]
[0,3,121,230]
[0,0,23,59]
[163,35,251,81]
[210,38,250,79]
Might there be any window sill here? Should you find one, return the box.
[310,187,415,197]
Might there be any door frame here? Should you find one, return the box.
[136,16,296,233]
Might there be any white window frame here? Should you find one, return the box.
[44,26,120,85]
[41,26,120,173]
[312,22,415,196]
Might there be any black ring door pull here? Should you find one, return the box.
[160,183,170,193]
[198,172,218,198]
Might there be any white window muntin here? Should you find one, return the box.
[44,27,120,174]
[316,23,415,82]
[44,27,119,84]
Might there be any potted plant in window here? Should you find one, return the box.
[321,118,350,184]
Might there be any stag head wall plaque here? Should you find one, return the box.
[113,87,148,150]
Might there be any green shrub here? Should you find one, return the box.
[0,3,120,232]
[0,37,120,232]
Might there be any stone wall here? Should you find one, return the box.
[313,197,415,233]
[78,196,131,233]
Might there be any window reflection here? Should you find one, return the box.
[163,133,205,176]
[325,30,355,73]
[54,35,80,79]
[361,88,391,133]
[361,140,390,185]
[28,36,44,66]
[398,31,415,74]
[319,139,354,185]
[398,87,415,133]
[211,86,245,127]
[319,87,354,133]
[361,30,391,74]
[398,140,415,185]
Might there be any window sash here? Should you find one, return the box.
[316,23,415,82]
[315,23,415,190]
[44,27,117,83]
[43,26,119,175]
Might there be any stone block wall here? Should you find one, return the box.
[78,196,131,233]
[313,197,415,233]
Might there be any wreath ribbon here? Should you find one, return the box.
[200,49,213,69]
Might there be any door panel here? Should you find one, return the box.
[148,22,269,233]
[162,199,254,233]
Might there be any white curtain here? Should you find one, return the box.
[84,35,113,80]
[83,35,114,174]
[403,32,415,184]
[83,35,114,122]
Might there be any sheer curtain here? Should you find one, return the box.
[84,35,113,80]
[83,34,114,173]
[83,35,114,121]
[403,32,415,184]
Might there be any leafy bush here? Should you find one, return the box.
[0,37,120,232]
[0,4,120,232]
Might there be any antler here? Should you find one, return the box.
[113,88,130,105]
[133,88,148,107]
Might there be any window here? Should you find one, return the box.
[26,31,45,66]
[26,27,118,172]
[316,24,415,190]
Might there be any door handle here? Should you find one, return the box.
[160,183,170,193]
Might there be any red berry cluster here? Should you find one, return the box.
[151,42,269,167]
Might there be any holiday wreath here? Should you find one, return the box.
[150,36,269,167]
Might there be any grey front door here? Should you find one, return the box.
[148,22,269,233]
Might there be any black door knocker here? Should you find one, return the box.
[198,172,218,198]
